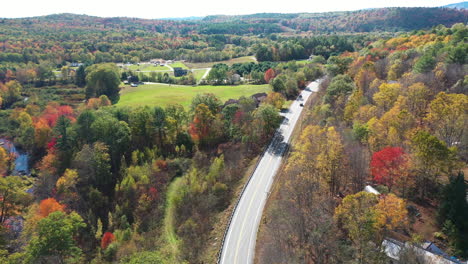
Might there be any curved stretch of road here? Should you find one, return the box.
[220,81,320,264]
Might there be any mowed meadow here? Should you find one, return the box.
[118,83,271,107]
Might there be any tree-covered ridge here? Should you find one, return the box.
[0,7,465,69]
[257,23,468,263]
[282,7,468,33]
[2,7,467,35]
[202,7,468,33]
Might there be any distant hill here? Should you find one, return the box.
[2,7,467,35]
[443,1,468,9]
[203,7,468,33]
[160,16,203,21]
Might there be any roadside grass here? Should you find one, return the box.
[118,83,271,108]
[161,177,183,262]
[170,62,189,69]
[160,156,263,263]
[282,100,293,109]
[200,156,261,263]
[185,56,257,69]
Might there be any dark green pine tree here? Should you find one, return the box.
[54,115,73,173]
[438,172,468,258]
[75,65,86,87]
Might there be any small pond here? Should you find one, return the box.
[0,138,30,175]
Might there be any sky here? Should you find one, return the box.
[1,0,460,19]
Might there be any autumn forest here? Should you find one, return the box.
[0,5,467,264]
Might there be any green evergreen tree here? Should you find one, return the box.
[413,54,436,73]
[75,65,86,87]
[438,172,468,257]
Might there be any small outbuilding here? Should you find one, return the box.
[251,92,267,107]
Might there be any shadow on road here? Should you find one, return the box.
[271,142,289,156]
[267,134,290,157]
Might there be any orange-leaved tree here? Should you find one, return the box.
[38,197,65,218]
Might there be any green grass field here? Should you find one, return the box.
[192,69,207,81]
[118,83,270,108]
[126,64,171,71]
[296,59,310,65]
[170,62,189,69]
[126,64,141,71]
[184,56,257,69]
[145,65,171,71]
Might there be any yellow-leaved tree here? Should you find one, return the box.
[373,83,401,112]
[425,92,467,147]
[0,147,8,176]
[265,92,286,110]
[287,125,346,195]
[335,191,408,263]
[334,192,380,262]
[375,193,408,231]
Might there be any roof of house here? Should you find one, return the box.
[364,185,380,195]
[383,238,464,264]
[252,92,267,100]
[224,99,239,107]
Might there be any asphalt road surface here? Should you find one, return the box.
[220,81,320,264]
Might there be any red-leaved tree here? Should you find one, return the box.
[264,68,276,83]
[370,147,409,192]
[101,232,115,249]
[40,103,76,127]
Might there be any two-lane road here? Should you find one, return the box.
[220,81,319,264]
